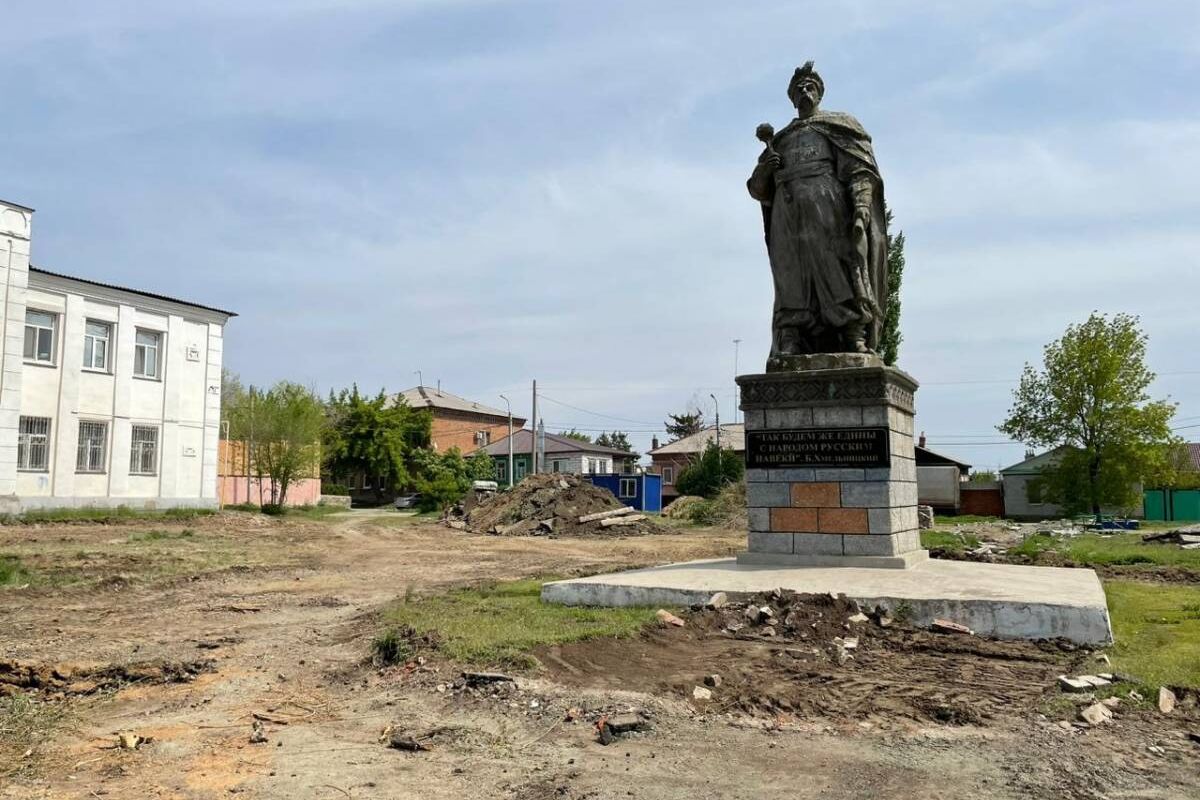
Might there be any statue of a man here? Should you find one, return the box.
[747,62,888,361]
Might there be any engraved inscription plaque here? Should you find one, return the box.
[746,427,890,469]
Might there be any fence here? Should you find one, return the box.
[217,439,321,507]
[1144,489,1200,522]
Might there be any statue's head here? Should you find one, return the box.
[787,61,824,116]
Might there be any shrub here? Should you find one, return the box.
[676,442,744,499]
[260,504,285,516]
[322,483,351,496]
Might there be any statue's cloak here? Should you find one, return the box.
[760,110,888,349]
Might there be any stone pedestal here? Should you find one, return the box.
[736,355,926,569]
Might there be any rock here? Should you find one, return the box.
[836,637,859,650]
[536,518,555,533]
[604,714,648,734]
[1128,690,1144,702]
[1187,732,1200,746]
[387,731,428,751]
[463,671,515,686]
[760,625,776,637]
[692,686,713,702]
[655,609,685,628]
[117,732,147,750]
[1158,687,1177,715]
[447,519,467,530]
[1078,702,1113,726]
[1078,675,1111,688]
[1059,676,1093,693]
[848,613,869,624]
[917,505,934,530]
[703,674,722,688]
[705,592,728,610]
[1096,672,1115,681]
[744,605,761,622]
[249,721,268,744]
[758,605,775,621]
[931,619,973,636]
[1101,697,1120,709]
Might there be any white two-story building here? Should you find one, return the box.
[0,199,235,511]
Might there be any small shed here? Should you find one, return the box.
[585,473,663,513]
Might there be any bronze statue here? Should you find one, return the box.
[747,62,888,362]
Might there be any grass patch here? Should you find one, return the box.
[1011,532,1200,568]
[7,506,215,525]
[220,503,347,520]
[0,555,34,587]
[126,528,195,543]
[378,579,658,669]
[920,529,981,553]
[1105,580,1200,689]
[0,693,68,778]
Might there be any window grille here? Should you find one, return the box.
[76,421,108,473]
[18,416,50,471]
[130,425,159,475]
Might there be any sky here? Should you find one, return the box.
[6,0,1200,470]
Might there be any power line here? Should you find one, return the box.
[536,393,660,427]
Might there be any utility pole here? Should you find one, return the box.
[531,379,538,475]
[733,338,742,424]
[710,393,721,473]
[499,394,513,488]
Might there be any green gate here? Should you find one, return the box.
[1144,489,1200,522]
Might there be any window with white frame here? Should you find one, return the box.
[76,421,108,473]
[474,430,491,446]
[619,478,637,498]
[134,329,162,378]
[662,466,675,485]
[129,425,159,475]
[23,310,56,363]
[17,417,50,471]
[83,320,112,371]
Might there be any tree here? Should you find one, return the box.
[412,448,488,512]
[664,410,704,442]
[969,470,997,483]
[675,442,744,499]
[999,313,1178,516]
[323,387,431,498]
[595,431,633,452]
[879,207,905,366]
[246,382,325,507]
[558,428,592,443]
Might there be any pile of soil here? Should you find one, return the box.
[462,474,657,537]
[0,658,215,697]
[539,590,1085,727]
[662,496,705,519]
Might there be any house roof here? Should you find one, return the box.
[1000,446,1071,476]
[395,386,522,421]
[649,424,746,456]
[915,445,971,473]
[477,428,634,458]
[1188,443,1200,472]
[30,265,237,318]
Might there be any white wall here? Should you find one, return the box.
[0,199,232,510]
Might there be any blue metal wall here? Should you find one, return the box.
[585,474,662,513]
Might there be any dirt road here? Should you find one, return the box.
[1,513,1197,799]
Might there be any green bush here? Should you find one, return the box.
[676,442,744,499]
[322,483,351,496]
[260,504,285,516]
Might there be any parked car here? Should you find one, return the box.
[394,494,421,509]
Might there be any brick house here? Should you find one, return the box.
[647,424,745,505]
[395,386,524,453]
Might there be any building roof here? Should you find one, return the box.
[30,266,237,318]
[477,428,634,458]
[395,386,523,422]
[1188,443,1200,472]
[915,445,971,473]
[649,424,746,456]
[1000,446,1071,476]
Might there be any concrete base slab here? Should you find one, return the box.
[737,549,929,570]
[542,558,1112,645]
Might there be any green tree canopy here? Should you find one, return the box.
[664,410,704,442]
[323,386,431,496]
[233,382,325,507]
[558,428,592,443]
[999,312,1179,515]
[880,207,905,366]
[595,431,634,452]
[412,448,494,511]
[675,442,744,499]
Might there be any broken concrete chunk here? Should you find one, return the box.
[1078,675,1111,688]
[1159,687,1177,715]
[655,609,685,628]
[249,720,268,744]
[847,612,869,624]
[1058,675,1093,693]
[692,686,713,702]
[1078,702,1113,726]
[931,619,974,636]
[705,592,728,610]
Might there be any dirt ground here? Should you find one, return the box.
[2,512,1198,800]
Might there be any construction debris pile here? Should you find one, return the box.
[690,589,886,652]
[460,473,656,537]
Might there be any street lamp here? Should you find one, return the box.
[499,394,513,488]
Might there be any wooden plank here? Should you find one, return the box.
[578,506,637,524]
[600,514,646,528]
